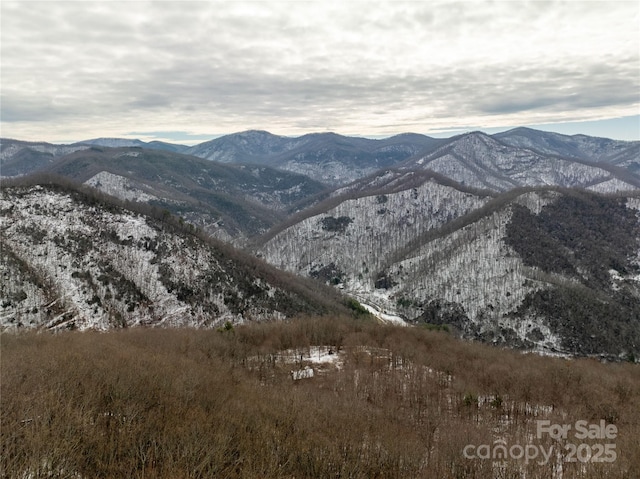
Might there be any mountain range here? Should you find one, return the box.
[2,127,639,358]
[185,130,442,186]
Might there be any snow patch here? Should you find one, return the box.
[85,171,157,202]
[361,303,406,326]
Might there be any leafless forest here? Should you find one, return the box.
[2,317,639,478]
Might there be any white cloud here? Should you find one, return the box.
[1,0,638,141]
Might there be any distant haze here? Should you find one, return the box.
[1,1,639,143]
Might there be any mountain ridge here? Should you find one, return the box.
[74,137,190,153]
[0,181,348,331]
[39,146,328,243]
[4,128,638,190]
[185,130,443,185]
[399,131,640,192]
[258,183,640,358]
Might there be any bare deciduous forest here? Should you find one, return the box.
[2,317,639,478]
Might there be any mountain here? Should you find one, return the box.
[37,146,328,243]
[399,131,640,192]
[186,130,295,162]
[4,129,639,243]
[146,140,191,153]
[76,138,148,148]
[0,182,347,331]
[186,129,639,189]
[258,179,640,358]
[0,139,89,177]
[186,130,443,186]
[6,129,638,190]
[0,137,189,178]
[75,137,190,153]
[495,127,640,166]
[256,170,492,296]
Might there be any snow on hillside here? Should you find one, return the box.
[78,138,145,148]
[587,178,638,193]
[361,190,575,355]
[84,171,159,202]
[495,128,638,163]
[260,186,574,352]
[261,178,489,302]
[360,303,406,326]
[380,191,564,322]
[282,159,379,186]
[391,210,531,317]
[0,186,323,331]
[407,133,636,192]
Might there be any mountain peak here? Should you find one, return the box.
[453,130,497,146]
[465,130,493,139]
[500,127,537,135]
[237,129,280,137]
[77,138,146,148]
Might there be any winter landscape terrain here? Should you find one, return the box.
[2,127,640,479]
[2,127,639,358]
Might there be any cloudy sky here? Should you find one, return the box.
[2,1,639,144]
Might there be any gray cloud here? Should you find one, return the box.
[1,1,638,141]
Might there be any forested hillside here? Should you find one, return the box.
[260,186,640,358]
[0,181,346,330]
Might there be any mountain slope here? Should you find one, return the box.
[186,130,295,162]
[401,132,639,192]
[187,130,443,186]
[259,185,640,357]
[75,137,190,153]
[495,127,640,166]
[38,146,328,242]
[0,183,346,331]
[0,139,89,177]
[258,172,493,299]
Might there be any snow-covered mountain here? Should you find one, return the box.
[3,127,640,358]
[5,128,638,192]
[186,130,443,186]
[259,172,490,281]
[495,127,640,165]
[400,132,639,192]
[76,138,148,148]
[258,181,640,358]
[0,184,344,331]
[185,129,640,189]
[186,130,297,162]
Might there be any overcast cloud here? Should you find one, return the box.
[1,1,639,143]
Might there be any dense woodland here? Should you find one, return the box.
[2,317,640,478]
[505,191,640,355]
[505,192,640,286]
